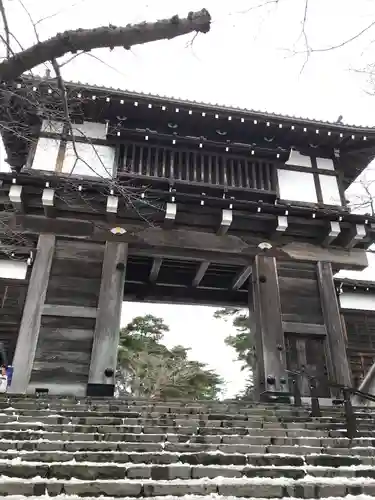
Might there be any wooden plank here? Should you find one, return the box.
[31,363,89,383]
[317,261,352,387]
[9,234,55,394]
[41,315,96,330]
[322,221,341,247]
[46,276,101,308]
[250,255,287,396]
[34,347,91,365]
[8,184,23,211]
[88,242,127,386]
[282,322,327,336]
[37,327,93,342]
[42,304,97,318]
[149,258,162,283]
[14,215,369,270]
[279,276,324,325]
[232,265,252,291]
[342,224,367,249]
[192,261,210,287]
[280,241,367,270]
[54,239,104,261]
[217,209,232,236]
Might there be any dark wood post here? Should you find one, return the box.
[250,254,287,399]
[9,234,55,394]
[317,261,352,387]
[88,242,127,393]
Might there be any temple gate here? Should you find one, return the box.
[0,76,374,400]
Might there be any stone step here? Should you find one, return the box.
[1,439,375,457]
[0,421,342,435]
[0,398,359,415]
[0,429,357,444]
[0,450,373,466]
[0,460,373,481]
[0,477,374,498]
[0,416,353,431]
[0,432,371,447]
[0,408,347,422]
[0,427,346,439]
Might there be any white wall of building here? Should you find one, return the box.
[339,292,375,312]
[0,260,27,280]
[32,120,115,178]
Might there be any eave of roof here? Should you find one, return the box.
[21,76,375,134]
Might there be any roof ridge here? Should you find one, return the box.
[20,75,375,131]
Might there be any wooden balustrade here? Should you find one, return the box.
[120,142,276,192]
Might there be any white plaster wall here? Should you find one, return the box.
[339,291,375,312]
[71,121,107,140]
[285,150,312,168]
[319,174,341,205]
[32,120,115,178]
[316,157,335,170]
[62,142,115,178]
[277,169,317,203]
[0,260,27,280]
[32,137,60,172]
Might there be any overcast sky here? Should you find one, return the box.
[2,0,375,397]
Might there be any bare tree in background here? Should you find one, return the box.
[0,2,211,259]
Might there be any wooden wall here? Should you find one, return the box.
[276,260,350,394]
[0,278,28,364]
[278,261,324,325]
[29,239,104,395]
[342,310,375,387]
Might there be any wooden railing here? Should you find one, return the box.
[120,142,276,192]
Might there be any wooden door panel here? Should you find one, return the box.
[285,334,330,397]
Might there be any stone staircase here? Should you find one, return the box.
[0,396,375,498]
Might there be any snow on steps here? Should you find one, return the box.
[0,396,375,497]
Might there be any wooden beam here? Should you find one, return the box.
[317,261,352,387]
[149,258,162,283]
[282,321,327,336]
[106,194,118,223]
[14,214,369,270]
[106,195,118,214]
[134,247,249,266]
[124,281,247,307]
[342,223,367,249]
[272,215,288,240]
[8,184,23,211]
[9,234,55,394]
[164,202,176,228]
[280,241,367,270]
[232,265,252,291]
[42,187,55,218]
[322,221,341,247]
[217,209,232,235]
[250,255,287,397]
[192,261,210,287]
[88,242,128,387]
[42,304,97,318]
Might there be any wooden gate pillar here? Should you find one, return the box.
[249,254,288,400]
[317,261,351,387]
[9,234,55,394]
[87,242,127,396]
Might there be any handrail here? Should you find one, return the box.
[286,369,375,440]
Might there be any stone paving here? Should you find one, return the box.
[0,396,375,498]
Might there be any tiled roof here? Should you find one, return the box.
[24,76,375,133]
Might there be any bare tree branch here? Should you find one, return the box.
[0,9,211,82]
[0,0,11,58]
